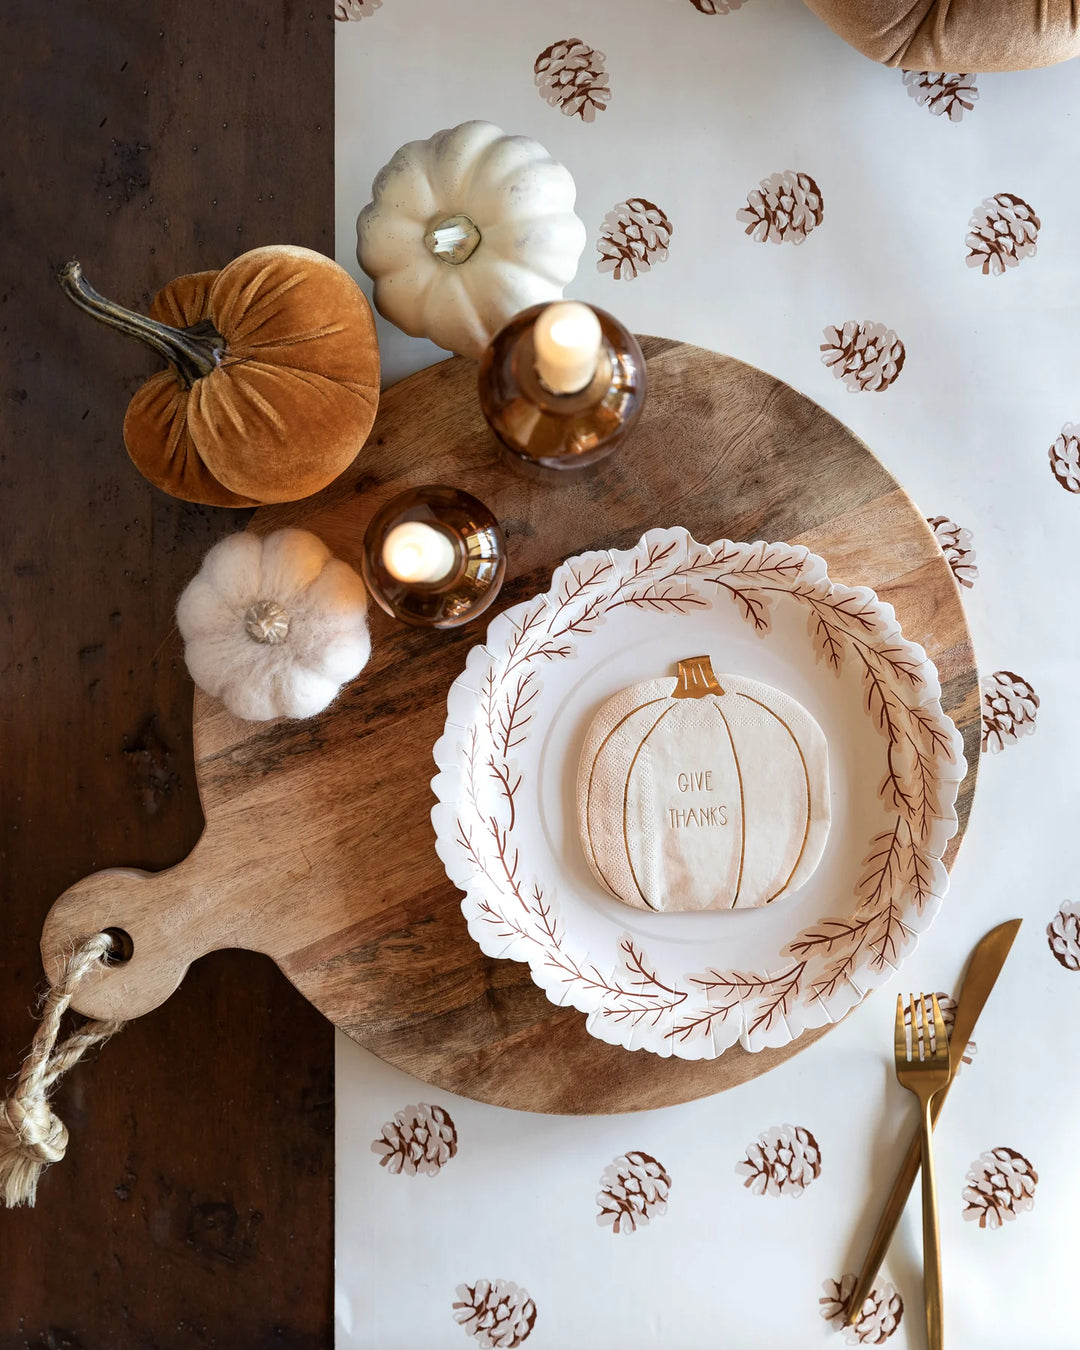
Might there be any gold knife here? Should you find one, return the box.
[845,918,1023,1326]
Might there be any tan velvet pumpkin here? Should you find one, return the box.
[59,246,380,507]
[802,0,1080,72]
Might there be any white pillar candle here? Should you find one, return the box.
[533,301,602,395]
[382,521,458,584]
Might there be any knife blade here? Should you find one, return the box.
[845,918,1023,1325]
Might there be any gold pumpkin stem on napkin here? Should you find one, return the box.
[671,655,725,698]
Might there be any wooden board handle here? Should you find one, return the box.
[40,834,240,1021]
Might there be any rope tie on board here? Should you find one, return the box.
[0,932,126,1207]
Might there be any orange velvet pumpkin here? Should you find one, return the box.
[59,245,380,507]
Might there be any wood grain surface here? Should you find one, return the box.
[0,4,334,1346]
[42,339,981,1116]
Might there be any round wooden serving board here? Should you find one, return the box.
[43,338,980,1114]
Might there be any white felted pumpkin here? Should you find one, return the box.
[577,656,830,913]
[356,120,587,359]
[176,529,371,722]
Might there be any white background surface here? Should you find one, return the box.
[335,3,1080,1345]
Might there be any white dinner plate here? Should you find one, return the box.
[432,527,966,1059]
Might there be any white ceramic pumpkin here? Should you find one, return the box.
[577,656,831,913]
[356,120,587,359]
[176,529,371,722]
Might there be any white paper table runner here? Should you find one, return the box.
[335,4,1080,1344]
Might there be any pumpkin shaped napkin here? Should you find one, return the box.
[578,656,830,913]
[59,246,380,507]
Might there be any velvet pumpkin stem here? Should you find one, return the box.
[58,261,223,388]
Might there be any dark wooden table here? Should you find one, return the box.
[1,5,335,1344]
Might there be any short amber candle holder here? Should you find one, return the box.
[477,302,646,480]
[361,485,506,629]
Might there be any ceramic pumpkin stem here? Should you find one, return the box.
[58,260,223,389]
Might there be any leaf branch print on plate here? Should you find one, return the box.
[927,516,978,588]
[966,194,1040,275]
[737,171,823,245]
[1047,901,1080,970]
[453,1279,536,1347]
[981,670,1039,753]
[432,529,965,1059]
[903,71,978,121]
[597,1151,671,1232]
[1049,423,1080,492]
[736,1124,821,1196]
[821,1275,904,1345]
[687,0,748,12]
[534,39,610,122]
[962,1147,1038,1228]
[820,322,905,392]
[597,199,673,280]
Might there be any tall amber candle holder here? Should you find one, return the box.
[361,485,506,629]
[477,301,646,480]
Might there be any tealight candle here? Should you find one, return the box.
[382,521,459,585]
[361,485,506,629]
[477,301,646,479]
[533,301,602,395]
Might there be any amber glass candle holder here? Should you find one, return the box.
[477,302,646,480]
[361,485,506,629]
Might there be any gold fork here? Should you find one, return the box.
[894,993,950,1350]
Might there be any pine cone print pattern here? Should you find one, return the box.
[820,1274,905,1345]
[927,516,978,588]
[737,170,824,245]
[334,0,381,17]
[820,322,905,392]
[962,1147,1038,1228]
[1049,423,1080,492]
[902,70,978,121]
[371,1103,458,1176]
[534,40,610,122]
[1047,902,1080,970]
[688,0,748,12]
[903,992,976,1070]
[597,1151,672,1233]
[735,1123,822,1197]
[965,194,1040,275]
[597,199,674,280]
[981,670,1040,753]
[453,1279,537,1348]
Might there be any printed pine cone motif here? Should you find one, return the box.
[903,992,976,1070]
[1049,423,1080,492]
[597,1150,671,1232]
[597,199,674,280]
[1047,902,1080,970]
[371,1102,458,1176]
[981,670,1039,753]
[688,0,747,12]
[737,170,824,245]
[927,516,978,588]
[534,39,610,122]
[821,1274,904,1345]
[453,1278,537,1348]
[334,0,381,17]
[736,1123,822,1197]
[963,1147,1038,1228]
[903,70,978,121]
[966,193,1040,275]
[820,321,905,392]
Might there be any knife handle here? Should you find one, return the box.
[844,1079,950,1325]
